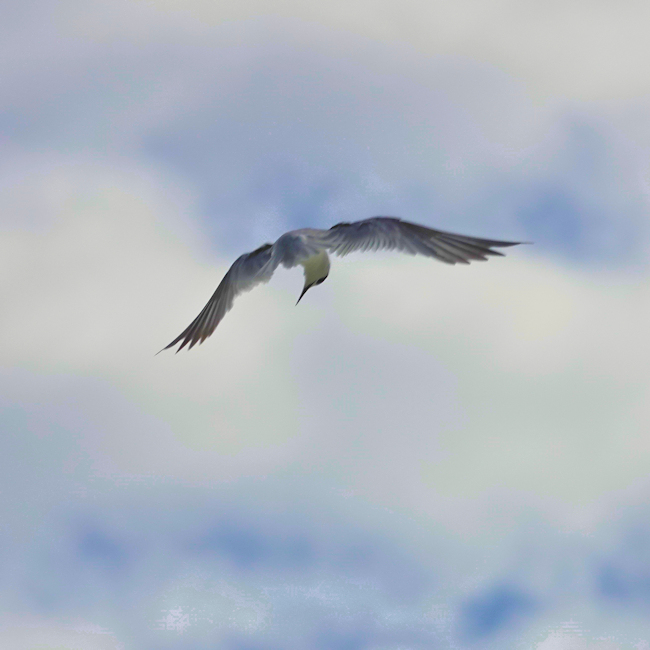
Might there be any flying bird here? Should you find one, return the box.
[162,217,522,352]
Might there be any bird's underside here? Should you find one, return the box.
[161,217,523,352]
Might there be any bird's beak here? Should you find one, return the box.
[296,284,312,305]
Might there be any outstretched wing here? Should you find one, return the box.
[162,243,277,352]
[323,217,521,264]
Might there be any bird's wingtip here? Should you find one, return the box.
[156,342,175,355]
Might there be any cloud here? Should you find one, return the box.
[3,164,648,529]
[7,0,650,101]
[2,2,649,264]
[0,615,123,650]
[3,1,650,647]
[536,627,625,650]
[5,481,448,648]
[0,153,649,647]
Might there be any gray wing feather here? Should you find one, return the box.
[162,243,277,352]
[323,217,521,264]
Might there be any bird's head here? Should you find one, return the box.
[296,274,329,304]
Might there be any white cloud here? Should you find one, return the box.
[3,2,650,644]
[10,0,650,101]
[3,0,649,266]
[536,625,637,650]
[0,615,123,650]
[2,161,648,542]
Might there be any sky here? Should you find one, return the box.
[1,0,650,648]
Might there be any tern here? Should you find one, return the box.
[162,216,522,352]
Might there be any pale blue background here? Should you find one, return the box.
[1,1,650,648]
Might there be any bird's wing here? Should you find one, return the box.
[322,217,521,264]
[162,243,278,352]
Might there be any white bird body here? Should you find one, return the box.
[162,217,522,352]
[297,249,331,303]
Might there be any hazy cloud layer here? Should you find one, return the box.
[2,164,649,648]
[2,1,650,648]
[2,1,649,261]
